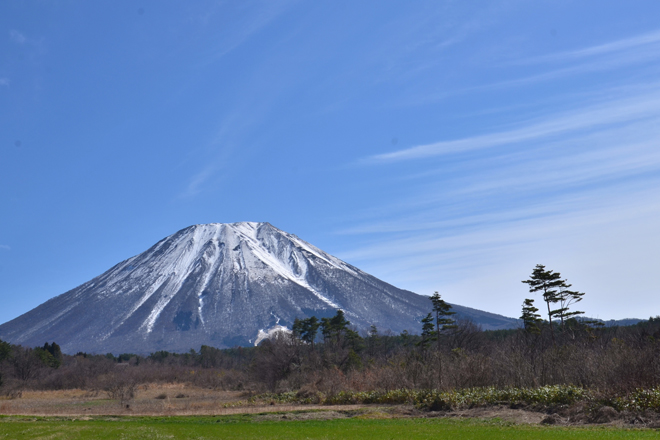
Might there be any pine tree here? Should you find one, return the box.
[320,317,332,342]
[0,339,10,362]
[418,313,436,349]
[430,292,456,351]
[292,318,304,339]
[522,264,586,343]
[292,316,320,348]
[320,310,350,344]
[306,316,320,348]
[520,298,542,334]
[554,284,585,327]
[367,324,380,356]
[522,265,562,343]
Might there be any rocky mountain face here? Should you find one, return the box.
[0,222,518,354]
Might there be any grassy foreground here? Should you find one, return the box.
[1,415,658,440]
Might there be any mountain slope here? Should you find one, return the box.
[0,222,518,353]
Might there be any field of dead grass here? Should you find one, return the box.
[0,383,244,416]
[0,384,372,417]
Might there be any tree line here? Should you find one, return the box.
[0,264,658,399]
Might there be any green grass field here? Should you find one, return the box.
[1,415,658,440]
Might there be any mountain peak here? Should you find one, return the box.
[0,223,517,354]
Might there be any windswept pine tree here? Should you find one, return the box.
[554,285,585,327]
[522,264,586,344]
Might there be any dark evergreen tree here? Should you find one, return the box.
[366,324,380,357]
[292,318,304,339]
[430,292,456,350]
[0,338,9,390]
[320,317,332,342]
[554,284,585,326]
[522,265,563,343]
[520,298,542,335]
[320,310,350,344]
[0,339,11,362]
[522,264,586,344]
[418,313,436,349]
[44,342,63,368]
[34,342,63,369]
[303,316,320,348]
[293,316,321,348]
[345,327,364,352]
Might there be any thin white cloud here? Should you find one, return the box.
[0,245,10,251]
[366,86,660,163]
[199,1,293,67]
[178,114,251,199]
[489,31,660,91]
[9,29,26,44]
[344,117,660,243]
[343,64,660,319]
[400,29,660,108]
[180,164,218,198]
[524,29,660,64]
[337,186,660,319]
[0,78,9,87]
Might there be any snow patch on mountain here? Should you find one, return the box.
[254,325,291,346]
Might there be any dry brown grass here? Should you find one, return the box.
[0,383,249,416]
[0,386,380,417]
[0,383,376,417]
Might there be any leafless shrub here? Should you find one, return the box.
[99,371,139,405]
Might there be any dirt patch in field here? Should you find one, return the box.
[440,406,547,424]
[253,405,549,425]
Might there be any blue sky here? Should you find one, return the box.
[2,1,660,325]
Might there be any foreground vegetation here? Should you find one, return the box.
[1,317,659,406]
[1,415,659,440]
[1,265,658,426]
[253,385,660,413]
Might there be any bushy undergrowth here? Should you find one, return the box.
[597,387,660,412]
[415,385,588,410]
[251,385,660,413]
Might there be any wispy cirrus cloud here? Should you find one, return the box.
[400,28,660,108]
[523,29,660,64]
[341,27,660,318]
[9,29,26,44]
[180,163,220,198]
[366,85,660,163]
[197,1,294,67]
[0,245,11,251]
[337,182,660,319]
[0,78,9,87]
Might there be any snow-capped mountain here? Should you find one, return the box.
[0,222,517,354]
